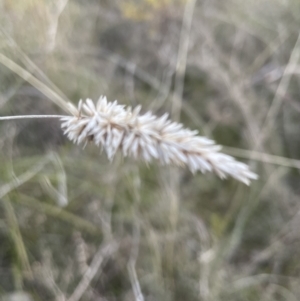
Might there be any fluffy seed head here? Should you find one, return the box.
[61,96,258,185]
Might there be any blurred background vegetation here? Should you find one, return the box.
[1,0,300,300]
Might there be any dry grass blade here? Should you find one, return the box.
[172,0,197,121]
[128,260,145,301]
[0,53,70,113]
[14,194,101,236]
[0,29,72,104]
[0,157,50,199]
[67,241,118,301]
[169,0,197,277]
[257,33,300,146]
[61,97,258,185]
[224,147,300,170]
[3,198,33,282]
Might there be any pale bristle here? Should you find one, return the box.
[61,96,258,185]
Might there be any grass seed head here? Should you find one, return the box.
[61,96,258,185]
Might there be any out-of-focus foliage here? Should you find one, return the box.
[120,0,188,21]
[1,0,300,300]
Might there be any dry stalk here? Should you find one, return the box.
[67,240,118,301]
